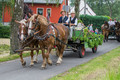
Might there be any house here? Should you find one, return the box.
[2,0,68,25]
[68,0,96,16]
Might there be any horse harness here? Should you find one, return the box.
[33,21,61,46]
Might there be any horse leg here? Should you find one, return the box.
[106,31,109,42]
[19,52,26,66]
[46,46,52,65]
[103,31,106,42]
[34,44,39,63]
[41,49,46,69]
[30,45,34,66]
[56,44,66,64]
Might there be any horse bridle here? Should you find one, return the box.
[18,23,28,42]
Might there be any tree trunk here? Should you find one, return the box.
[75,0,80,20]
[106,0,112,17]
[10,0,24,54]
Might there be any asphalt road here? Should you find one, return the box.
[0,40,120,80]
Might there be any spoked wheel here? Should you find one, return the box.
[116,36,120,42]
[92,46,97,53]
[78,46,85,58]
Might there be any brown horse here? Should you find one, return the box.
[115,22,120,30]
[28,14,69,68]
[15,19,39,66]
[101,21,110,42]
[115,22,120,41]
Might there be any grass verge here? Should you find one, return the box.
[0,53,32,62]
[50,46,120,80]
[0,44,9,54]
[0,44,41,62]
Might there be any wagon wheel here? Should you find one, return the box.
[78,46,85,58]
[92,46,97,53]
[116,36,120,42]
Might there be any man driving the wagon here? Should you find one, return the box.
[66,11,78,38]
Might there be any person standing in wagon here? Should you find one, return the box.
[66,11,78,38]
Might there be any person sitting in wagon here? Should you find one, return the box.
[108,18,115,29]
[66,11,78,38]
[58,10,68,25]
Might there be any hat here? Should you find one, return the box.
[60,10,66,14]
[71,11,75,14]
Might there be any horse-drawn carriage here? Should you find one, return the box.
[15,14,104,68]
[102,21,120,42]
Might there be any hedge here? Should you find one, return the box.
[0,26,10,38]
[79,15,109,31]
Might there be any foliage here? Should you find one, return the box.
[0,2,2,19]
[0,53,31,62]
[0,26,10,38]
[77,19,83,23]
[0,44,41,62]
[87,0,120,20]
[50,46,120,80]
[0,44,10,54]
[103,15,111,20]
[0,44,9,51]
[72,27,104,48]
[79,15,109,31]
[0,0,15,17]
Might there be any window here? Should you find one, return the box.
[47,8,51,17]
[37,8,43,15]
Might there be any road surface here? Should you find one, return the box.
[0,40,120,80]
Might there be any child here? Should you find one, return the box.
[95,28,99,34]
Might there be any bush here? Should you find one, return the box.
[0,26,10,38]
[79,15,109,31]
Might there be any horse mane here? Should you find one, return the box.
[37,15,48,27]
[115,21,120,29]
[104,21,109,26]
[33,14,49,35]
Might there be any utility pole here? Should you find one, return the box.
[65,0,67,15]
[84,0,86,15]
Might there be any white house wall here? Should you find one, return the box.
[68,0,96,16]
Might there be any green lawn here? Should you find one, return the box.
[0,44,9,54]
[50,47,120,80]
[0,44,41,62]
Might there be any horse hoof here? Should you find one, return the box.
[34,61,38,64]
[56,63,61,66]
[41,65,46,69]
[41,64,46,69]
[47,60,52,66]
[41,67,46,70]
[48,63,52,66]
[30,63,34,67]
[22,61,26,66]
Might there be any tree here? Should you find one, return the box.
[75,0,80,19]
[70,0,80,19]
[10,0,24,54]
[87,0,120,20]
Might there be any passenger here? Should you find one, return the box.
[89,24,93,32]
[58,10,68,25]
[114,18,117,23]
[46,12,50,23]
[66,11,78,38]
[24,3,33,20]
[95,28,99,34]
[108,18,115,26]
